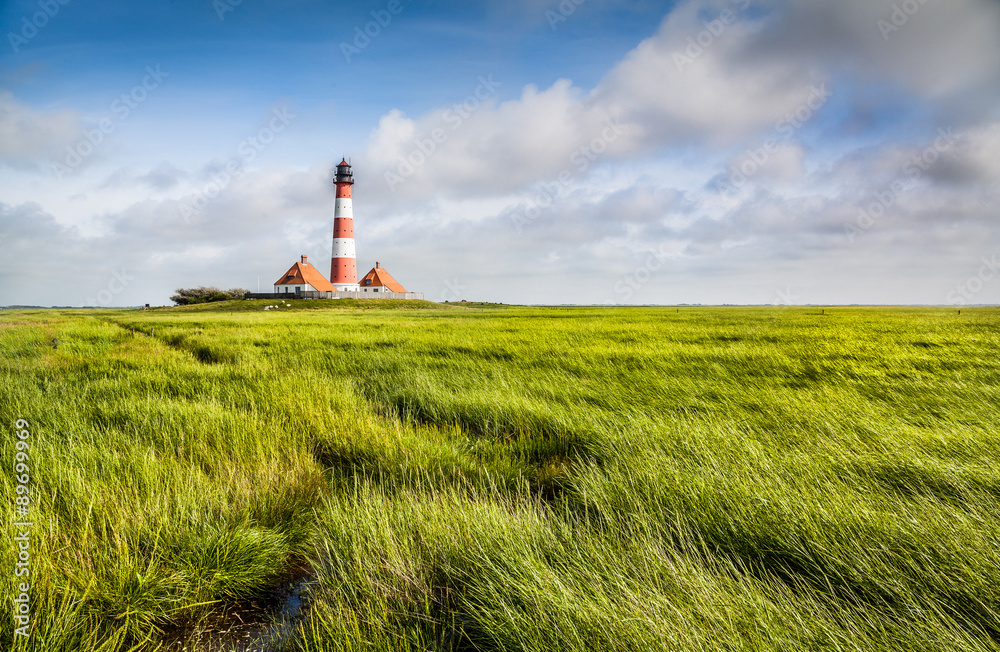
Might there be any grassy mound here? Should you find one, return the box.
[157,298,456,312]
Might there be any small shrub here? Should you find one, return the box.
[170,287,249,305]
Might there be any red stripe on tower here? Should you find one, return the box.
[330,159,359,291]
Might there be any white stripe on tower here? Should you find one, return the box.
[332,237,355,258]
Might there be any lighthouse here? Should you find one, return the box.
[330,159,360,291]
[259,158,424,301]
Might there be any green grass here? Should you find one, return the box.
[2,305,999,651]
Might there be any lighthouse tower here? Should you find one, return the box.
[330,159,360,291]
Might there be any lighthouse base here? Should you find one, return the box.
[332,283,360,291]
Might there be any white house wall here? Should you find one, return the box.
[272,283,322,293]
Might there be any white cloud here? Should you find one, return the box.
[362,0,1000,208]
[745,0,1000,104]
[593,2,824,147]
[0,90,81,167]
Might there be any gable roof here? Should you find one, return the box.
[360,265,407,293]
[274,261,336,291]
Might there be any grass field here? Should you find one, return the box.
[2,302,999,651]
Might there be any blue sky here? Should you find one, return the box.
[2,0,999,306]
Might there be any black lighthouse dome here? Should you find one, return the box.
[334,159,354,184]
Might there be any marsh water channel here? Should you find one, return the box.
[160,568,313,652]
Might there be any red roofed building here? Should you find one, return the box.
[273,255,336,295]
[359,262,407,294]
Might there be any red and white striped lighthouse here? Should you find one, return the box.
[330,159,360,291]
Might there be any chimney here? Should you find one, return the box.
[375,261,380,269]
[301,255,308,264]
